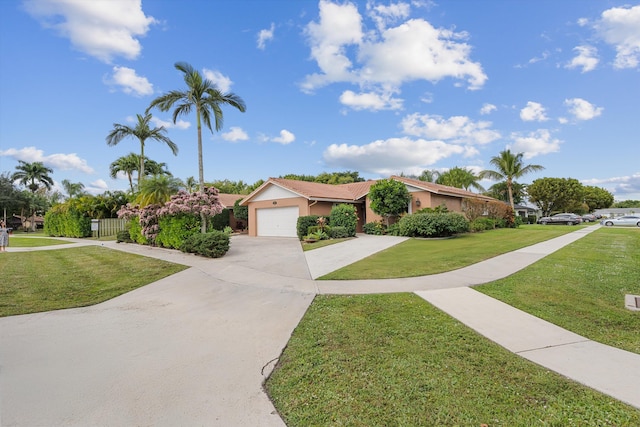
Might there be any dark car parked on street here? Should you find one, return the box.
[537,213,583,225]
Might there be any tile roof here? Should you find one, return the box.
[240,176,497,204]
[217,193,244,208]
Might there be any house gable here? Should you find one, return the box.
[251,184,302,201]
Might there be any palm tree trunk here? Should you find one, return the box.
[196,107,207,233]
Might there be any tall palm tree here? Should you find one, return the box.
[106,113,178,187]
[479,149,545,209]
[147,61,246,232]
[436,167,485,192]
[109,153,140,193]
[12,161,54,231]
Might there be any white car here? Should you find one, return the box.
[600,215,640,227]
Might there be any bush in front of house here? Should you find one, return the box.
[329,204,357,237]
[469,217,495,232]
[363,221,384,235]
[297,215,320,240]
[155,214,201,249]
[329,226,350,239]
[398,212,469,238]
[210,208,230,231]
[180,230,230,258]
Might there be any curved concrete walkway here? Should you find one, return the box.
[1,225,638,426]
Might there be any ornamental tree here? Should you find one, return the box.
[368,179,411,226]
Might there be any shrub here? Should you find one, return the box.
[297,215,319,240]
[363,221,384,235]
[398,212,469,238]
[329,226,350,239]
[386,222,402,236]
[527,214,537,225]
[116,230,132,243]
[304,230,329,241]
[155,214,201,249]
[210,208,230,231]
[127,217,147,244]
[180,230,230,258]
[470,217,495,232]
[329,204,357,237]
[44,208,91,238]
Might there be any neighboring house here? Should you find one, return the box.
[514,204,540,222]
[239,176,496,237]
[8,214,44,231]
[217,193,246,231]
[594,207,640,218]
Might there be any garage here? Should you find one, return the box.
[256,206,299,237]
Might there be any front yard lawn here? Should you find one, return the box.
[0,246,188,317]
[478,227,640,354]
[320,225,587,280]
[267,293,640,426]
[267,227,640,424]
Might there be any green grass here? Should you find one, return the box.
[301,237,353,251]
[478,227,640,354]
[267,293,640,426]
[8,236,73,247]
[321,225,587,279]
[0,246,188,317]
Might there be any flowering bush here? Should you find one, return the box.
[329,204,357,237]
[117,186,225,245]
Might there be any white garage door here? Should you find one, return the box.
[256,206,299,237]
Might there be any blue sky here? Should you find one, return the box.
[1,0,639,201]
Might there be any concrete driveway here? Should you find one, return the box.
[0,236,317,427]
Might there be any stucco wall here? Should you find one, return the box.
[246,197,308,237]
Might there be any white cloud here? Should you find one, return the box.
[400,113,500,145]
[150,116,190,130]
[520,101,548,122]
[86,179,109,195]
[323,137,466,175]
[367,1,411,31]
[203,69,233,93]
[0,146,94,173]
[582,172,640,199]
[594,4,640,69]
[339,89,403,111]
[222,127,249,142]
[257,23,275,50]
[565,45,599,72]
[509,129,561,159]
[105,66,153,96]
[564,98,603,121]
[479,103,497,115]
[23,0,156,63]
[301,1,486,93]
[271,129,296,145]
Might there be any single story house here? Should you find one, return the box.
[239,176,496,237]
[514,204,540,222]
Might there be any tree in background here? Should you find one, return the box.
[281,171,364,184]
[208,179,262,194]
[106,113,178,189]
[527,177,585,215]
[436,167,485,192]
[135,175,183,208]
[612,200,640,208]
[368,178,411,226]
[12,161,55,231]
[109,153,140,193]
[61,179,86,199]
[484,181,527,205]
[480,149,545,209]
[583,186,614,212]
[147,62,246,233]
[418,169,439,182]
